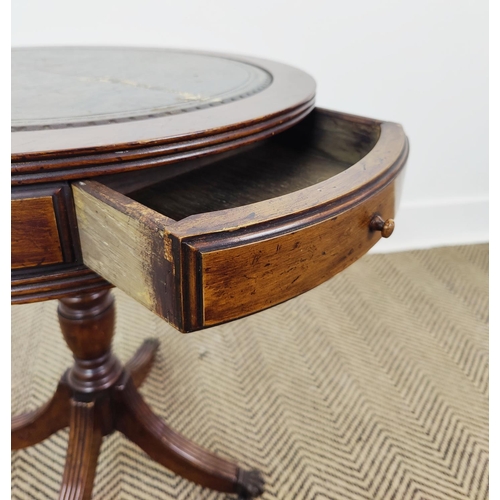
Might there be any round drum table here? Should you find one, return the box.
[11,47,408,499]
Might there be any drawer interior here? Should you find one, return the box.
[125,109,380,221]
[73,107,406,332]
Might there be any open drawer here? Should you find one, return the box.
[73,108,408,332]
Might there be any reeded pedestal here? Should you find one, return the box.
[11,290,264,499]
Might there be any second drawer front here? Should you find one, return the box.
[12,184,78,271]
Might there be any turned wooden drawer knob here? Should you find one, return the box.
[370,215,395,238]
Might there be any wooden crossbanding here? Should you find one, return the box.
[12,245,489,499]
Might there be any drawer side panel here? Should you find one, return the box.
[73,182,176,323]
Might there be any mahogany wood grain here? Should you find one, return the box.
[11,184,81,268]
[12,266,110,304]
[113,373,264,497]
[59,401,102,500]
[72,108,408,332]
[124,338,160,388]
[114,374,241,493]
[59,290,115,359]
[11,182,85,303]
[11,196,63,268]
[11,110,406,308]
[201,183,394,326]
[59,290,122,393]
[11,374,72,449]
[12,101,314,186]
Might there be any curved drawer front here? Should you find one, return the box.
[73,108,408,332]
[197,183,395,327]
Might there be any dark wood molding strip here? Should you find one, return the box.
[12,266,110,304]
[12,100,314,185]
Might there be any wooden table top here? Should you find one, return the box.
[11,48,408,321]
[11,47,316,181]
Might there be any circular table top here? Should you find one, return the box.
[11,47,316,183]
[12,48,273,130]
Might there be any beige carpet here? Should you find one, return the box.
[11,244,489,499]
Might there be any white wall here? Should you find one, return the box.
[11,0,488,252]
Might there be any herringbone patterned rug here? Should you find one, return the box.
[11,244,489,499]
